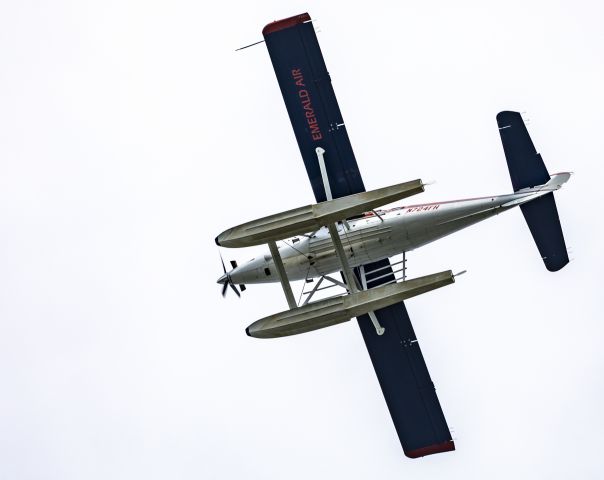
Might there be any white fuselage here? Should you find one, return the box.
[225,174,568,286]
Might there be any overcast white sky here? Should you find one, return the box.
[1,1,603,479]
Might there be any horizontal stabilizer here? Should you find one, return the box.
[496,111,569,271]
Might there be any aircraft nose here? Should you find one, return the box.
[217,273,228,285]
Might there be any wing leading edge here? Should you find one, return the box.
[262,13,454,457]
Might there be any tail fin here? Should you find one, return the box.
[497,111,569,272]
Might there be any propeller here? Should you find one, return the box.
[218,252,241,298]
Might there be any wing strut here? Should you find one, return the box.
[326,223,358,293]
[359,265,386,335]
[316,147,333,201]
[268,240,297,309]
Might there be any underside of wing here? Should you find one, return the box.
[355,260,454,457]
[263,13,364,202]
[263,13,454,457]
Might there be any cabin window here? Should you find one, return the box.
[264,267,271,276]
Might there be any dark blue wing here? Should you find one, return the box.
[263,13,364,202]
[263,13,454,458]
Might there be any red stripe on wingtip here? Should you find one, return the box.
[405,441,455,459]
[262,13,311,36]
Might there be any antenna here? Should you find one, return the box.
[235,39,265,52]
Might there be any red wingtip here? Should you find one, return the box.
[405,440,456,459]
[262,12,311,36]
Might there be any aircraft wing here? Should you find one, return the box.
[262,13,455,458]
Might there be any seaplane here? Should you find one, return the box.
[215,13,571,458]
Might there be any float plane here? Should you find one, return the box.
[215,13,570,458]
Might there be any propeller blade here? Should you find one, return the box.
[229,283,241,298]
[219,252,227,274]
[218,251,241,299]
